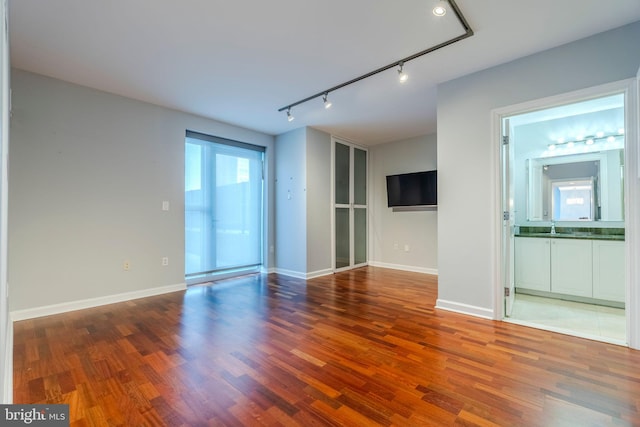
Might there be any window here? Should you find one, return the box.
[185,131,264,282]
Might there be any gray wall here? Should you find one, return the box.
[305,127,332,275]
[274,126,332,277]
[437,21,640,314]
[369,134,438,273]
[9,70,275,311]
[275,128,307,274]
[1,0,10,403]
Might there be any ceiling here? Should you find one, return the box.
[9,1,640,146]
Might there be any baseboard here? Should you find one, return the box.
[2,319,12,404]
[10,283,187,322]
[273,268,307,279]
[306,268,333,279]
[274,268,334,280]
[368,261,438,276]
[435,299,495,319]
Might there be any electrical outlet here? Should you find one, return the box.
[162,257,169,266]
[404,245,410,252]
[123,261,131,271]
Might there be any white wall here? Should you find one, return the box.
[369,134,438,274]
[437,21,640,317]
[9,70,275,313]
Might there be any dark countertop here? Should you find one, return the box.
[515,226,625,241]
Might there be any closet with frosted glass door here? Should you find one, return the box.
[333,138,368,271]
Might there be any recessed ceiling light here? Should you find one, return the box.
[433,1,447,16]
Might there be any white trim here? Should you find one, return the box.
[10,283,186,321]
[273,268,308,279]
[491,78,639,344]
[273,268,333,280]
[368,261,438,276]
[3,319,11,404]
[435,299,494,320]
[306,268,334,279]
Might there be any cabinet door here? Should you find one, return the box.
[592,240,625,302]
[551,239,592,297]
[515,237,550,292]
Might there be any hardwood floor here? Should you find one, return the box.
[13,267,640,426]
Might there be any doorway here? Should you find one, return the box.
[184,131,265,284]
[498,85,632,345]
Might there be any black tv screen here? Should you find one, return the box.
[386,170,437,207]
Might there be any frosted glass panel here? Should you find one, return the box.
[335,207,350,268]
[354,148,367,206]
[335,142,350,205]
[354,208,367,265]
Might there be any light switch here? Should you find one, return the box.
[162,201,170,211]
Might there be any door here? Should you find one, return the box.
[502,119,516,315]
[185,131,265,283]
[333,139,368,271]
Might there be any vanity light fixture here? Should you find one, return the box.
[433,1,447,16]
[323,93,332,109]
[278,0,473,121]
[397,62,408,83]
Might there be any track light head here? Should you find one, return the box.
[433,1,447,16]
[287,108,294,122]
[323,93,332,109]
[397,62,408,83]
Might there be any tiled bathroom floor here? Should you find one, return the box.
[508,293,626,343]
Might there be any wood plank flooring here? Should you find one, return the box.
[12,267,640,426]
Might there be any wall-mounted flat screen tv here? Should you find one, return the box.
[386,170,437,207]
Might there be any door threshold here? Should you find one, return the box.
[503,317,628,347]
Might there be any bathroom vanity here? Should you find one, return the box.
[515,228,624,306]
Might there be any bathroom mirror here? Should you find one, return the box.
[526,149,624,222]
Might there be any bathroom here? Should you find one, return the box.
[504,92,626,344]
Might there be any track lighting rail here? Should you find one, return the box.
[278,0,473,115]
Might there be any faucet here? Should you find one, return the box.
[550,221,556,235]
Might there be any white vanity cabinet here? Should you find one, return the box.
[515,236,624,303]
[515,237,551,292]
[592,240,625,302]
[550,239,593,297]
